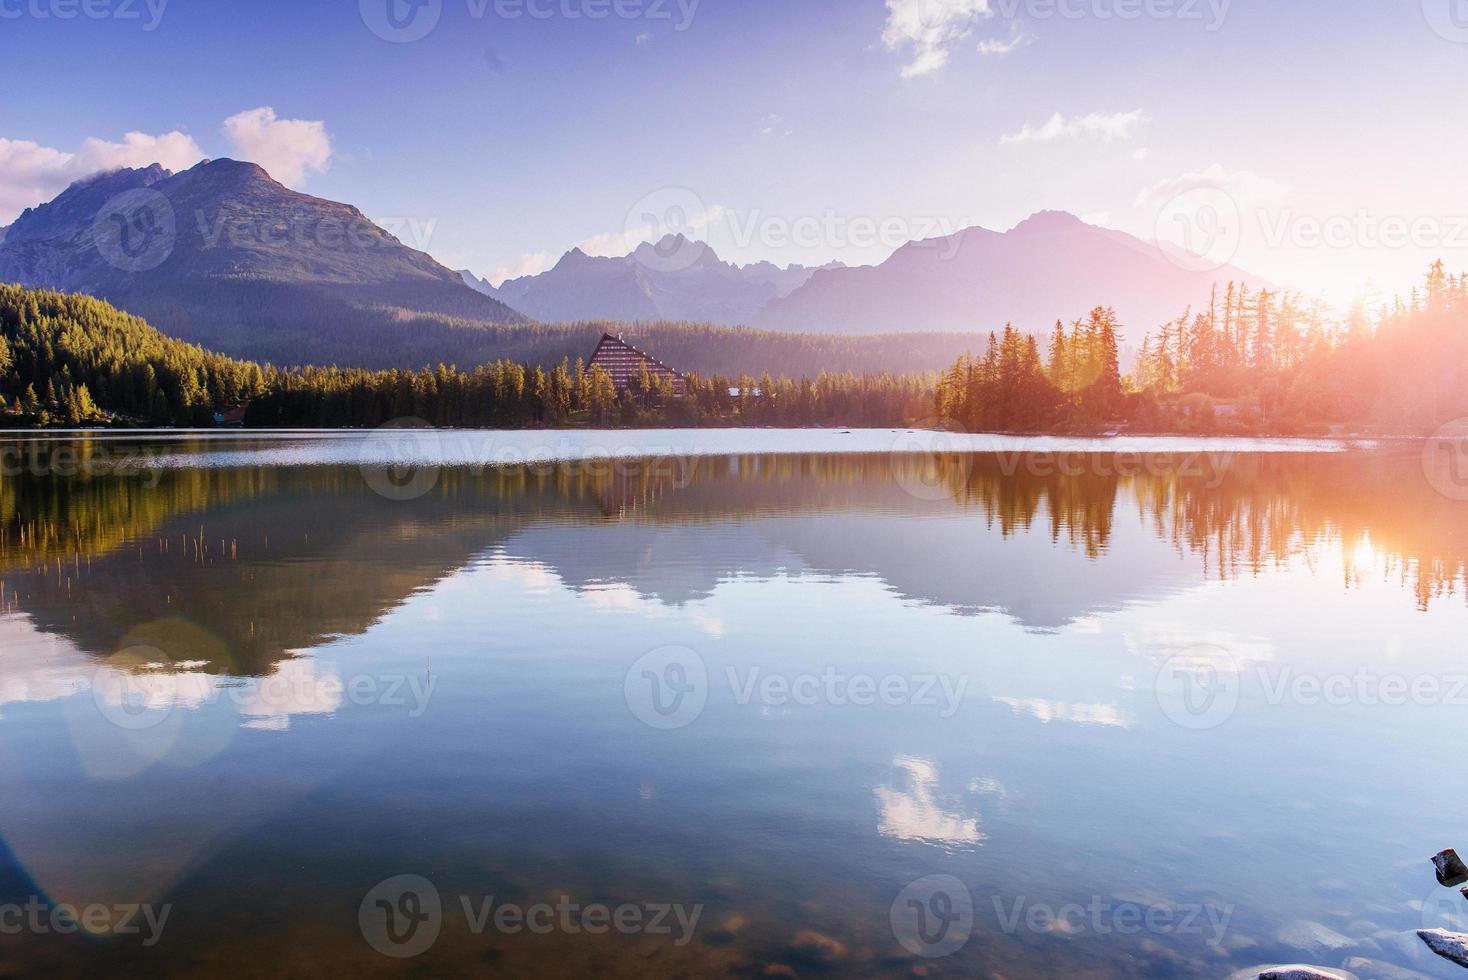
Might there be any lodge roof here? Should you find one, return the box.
[589,333,686,380]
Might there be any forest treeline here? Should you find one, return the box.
[0,285,931,428]
[7,264,1468,433]
[249,361,933,428]
[0,284,266,426]
[936,262,1468,434]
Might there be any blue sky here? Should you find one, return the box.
[3,0,1468,302]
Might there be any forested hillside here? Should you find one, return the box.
[105,302,986,378]
[0,284,266,426]
[0,286,932,428]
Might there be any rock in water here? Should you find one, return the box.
[1433,849,1468,887]
[788,930,847,965]
[1258,967,1348,980]
[1274,921,1355,957]
[1418,928,1468,968]
[1341,956,1435,980]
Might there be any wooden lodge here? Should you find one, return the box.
[588,334,687,397]
[212,402,250,426]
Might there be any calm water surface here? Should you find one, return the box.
[2,431,1467,978]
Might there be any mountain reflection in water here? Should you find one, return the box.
[2,444,1461,677]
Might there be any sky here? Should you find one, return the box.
[2,0,1467,307]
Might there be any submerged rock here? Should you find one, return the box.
[1274,921,1355,957]
[789,930,847,965]
[1433,850,1468,887]
[1257,966,1349,980]
[1340,956,1435,980]
[1418,928,1468,968]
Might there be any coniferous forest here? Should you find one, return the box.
[0,285,931,428]
[4,265,1468,433]
[935,262,1468,435]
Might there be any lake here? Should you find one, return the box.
[2,429,1467,978]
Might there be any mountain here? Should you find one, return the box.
[487,235,843,325]
[458,268,498,297]
[470,213,1264,341]
[0,159,526,367]
[758,211,1269,338]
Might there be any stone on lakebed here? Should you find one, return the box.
[1256,966,1350,980]
[1418,928,1468,969]
[1433,849,1468,888]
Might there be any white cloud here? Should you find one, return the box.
[977,29,1029,55]
[874,756,985,844]
[575,229,638,257]
[1134,163,1291,210]
[70,131,203,176]
[0,620,90,710]
[1122,623,1276,667]
[489,251,556,285]
[759,114,792,139]
[993,696,1131,727]
[0,129,203,224]
[1133,147,1151,162]
[1000,109,1149,145]
[221,107,332,187]
[0,107,335,224]
[635,31,652,45]
[237,658,344,732]
[487,200,730,285]
[487,228,661,285]
[882,0,992,78]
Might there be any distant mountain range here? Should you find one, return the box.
[459,237,844,325]
[0,159,1267,371]
[0,159,524,367]
[460,211,1265,338]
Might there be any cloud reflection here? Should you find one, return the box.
[992,696,1131,728]
[875,756,986,845]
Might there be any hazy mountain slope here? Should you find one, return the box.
[0,281,981,396]
[497,247,663,321]
[458,268,499,298]
[0,159,526,367]
[758,211,1268,338]
[490,235,841,325]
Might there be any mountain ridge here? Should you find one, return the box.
[3,161,1270,367]
[759,211,1269,336]
[464,211,1268,340]
[0,159,526,368]
[484,234,846,326]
